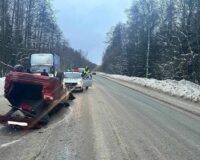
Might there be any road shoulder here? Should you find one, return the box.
[100,75,200,117]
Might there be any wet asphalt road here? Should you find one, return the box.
[0,75,200,160]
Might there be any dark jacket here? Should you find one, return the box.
[41,71,49,76]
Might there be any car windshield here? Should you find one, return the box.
[64,72,81,79]
[31,66,50,73]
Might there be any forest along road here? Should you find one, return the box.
[0,75,200,160]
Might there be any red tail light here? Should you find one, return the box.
[21,104,32,111]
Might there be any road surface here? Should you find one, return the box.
[0,75,200,160]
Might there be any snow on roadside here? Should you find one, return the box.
[0,77,5,96]
[99,72,200,103]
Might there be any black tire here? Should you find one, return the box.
[86,86,88,90]
[63,102,70,107]
[69,93,76,100]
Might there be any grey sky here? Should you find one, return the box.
[52,0,133,65]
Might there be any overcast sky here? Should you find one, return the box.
[52,0,133,65]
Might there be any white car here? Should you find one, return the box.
[64,72,92,92]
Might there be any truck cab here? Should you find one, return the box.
[30,53,60,77]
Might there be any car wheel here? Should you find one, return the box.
[69,93,76,100]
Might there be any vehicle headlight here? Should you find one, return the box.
[77,81,82,86]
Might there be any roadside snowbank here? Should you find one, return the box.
[0,77,5,96]
[99,73,200,103]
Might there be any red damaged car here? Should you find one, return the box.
[0,71,69,128]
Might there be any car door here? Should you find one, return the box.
[82,77,87,88]
[84,74,92,87]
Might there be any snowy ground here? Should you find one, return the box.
[99,72,200,103]
[0,77,5,96]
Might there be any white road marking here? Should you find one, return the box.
[0,139,21,148]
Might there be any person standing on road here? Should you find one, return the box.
[82,66,91,78]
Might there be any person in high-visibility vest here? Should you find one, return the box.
[82,66,90,78]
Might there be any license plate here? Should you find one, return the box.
[8,121,28,127]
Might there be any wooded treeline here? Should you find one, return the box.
[101,0,200,84]
[0,0,95,76]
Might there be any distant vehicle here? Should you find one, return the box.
[30,53,60,77]
[64,72,92,91]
